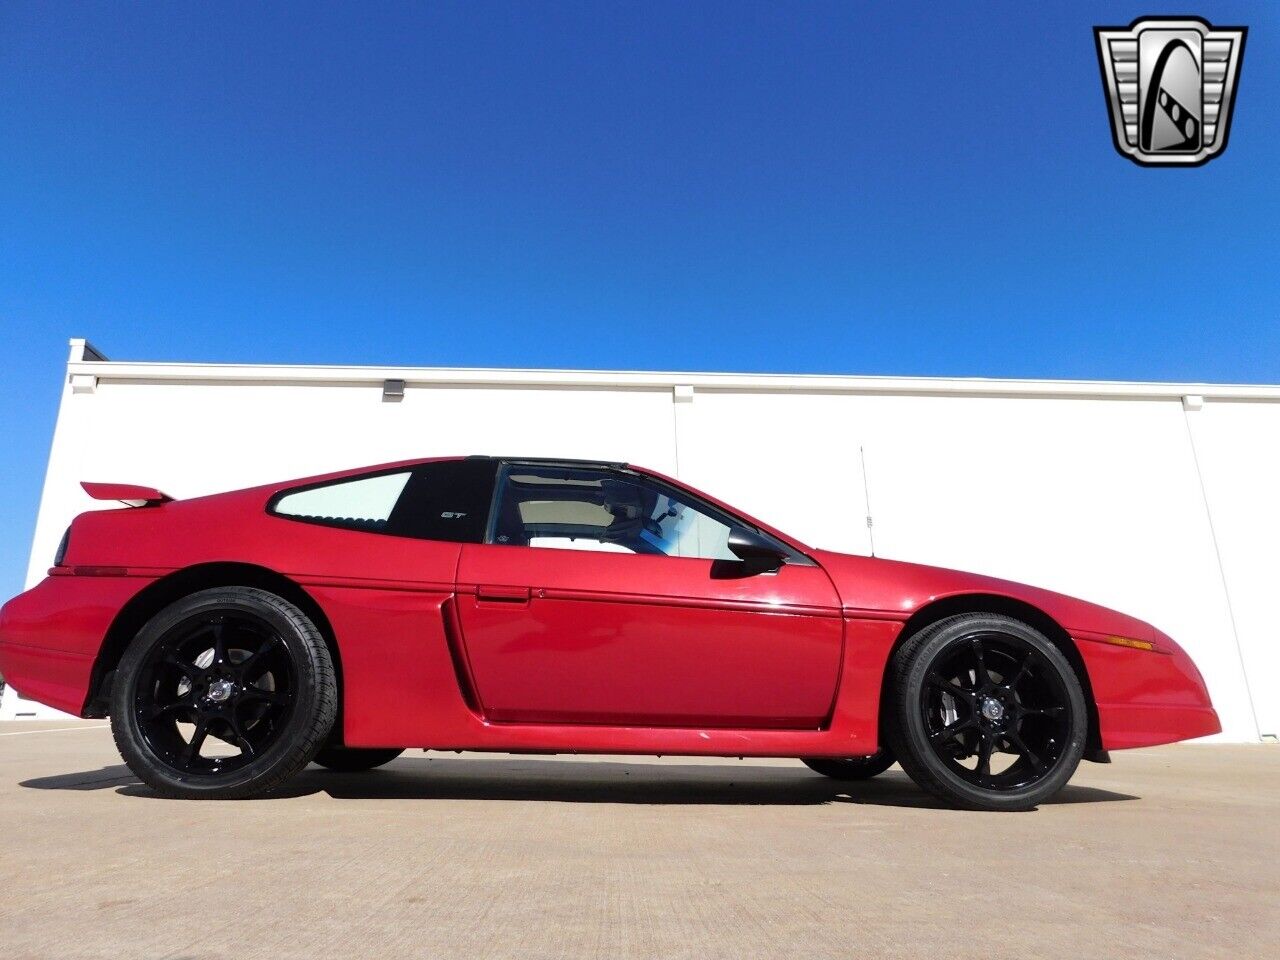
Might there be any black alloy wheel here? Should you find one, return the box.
[133,611,294,775]
[886,614,1087,811]
[111,587,337,799]
[801,750,895,781]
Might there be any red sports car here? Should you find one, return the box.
[0,456,1218,810]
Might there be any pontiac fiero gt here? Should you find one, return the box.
[0,457,1218,810]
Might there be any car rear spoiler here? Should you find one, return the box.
[81,482,173,506]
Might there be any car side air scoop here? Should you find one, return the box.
[81,481,173,506]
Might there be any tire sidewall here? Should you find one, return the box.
[110,587,334,798]
[894,616,1088,811]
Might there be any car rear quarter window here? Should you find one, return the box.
[269,459,497,544]
[273,472,411,532]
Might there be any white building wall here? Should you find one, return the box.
[3,340,1275,740]
[1184,403,1279,739]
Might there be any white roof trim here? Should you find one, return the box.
[64,346,1280,402]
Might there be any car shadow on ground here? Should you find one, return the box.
[20,757,1138,809]
[19,764,140,791]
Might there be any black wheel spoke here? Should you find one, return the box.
[1007,730,1045,772]
[974,733,994,780]
[239,686,286,707]
[1007,656,1033,691]
[147,696,195,721]
[1023,705,1066,718]
[929,715,975,744]
[181,719,210,768]
[228,718,257,758]
[237,639,275,680]
[210,621,229,666]
[162,650,202,677]
[971,639,987,690]
[927,672,971,699]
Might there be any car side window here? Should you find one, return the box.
[273,472,412,532]
[489,465,743,561]
[270,459,497,543]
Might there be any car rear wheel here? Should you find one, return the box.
[885,613,1087,811]
[313,746,404,771]
[801,750,895,780]
[110,586,337,799]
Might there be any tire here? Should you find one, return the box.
[884,613,1088,812]
[110,586,338,799]
[313,746,404,772]
[802,750,895,780]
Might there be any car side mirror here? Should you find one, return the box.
[726,527,786,569]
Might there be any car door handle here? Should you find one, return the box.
[476,585,532,604]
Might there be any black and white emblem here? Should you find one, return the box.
[1095,17,1246,166]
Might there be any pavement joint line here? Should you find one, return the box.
[0,723,110,737]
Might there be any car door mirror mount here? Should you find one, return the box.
[726,527,786,570]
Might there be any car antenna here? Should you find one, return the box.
[860,445,876,557]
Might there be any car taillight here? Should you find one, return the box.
[53,527,70,567]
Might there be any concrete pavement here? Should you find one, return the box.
[1,721,1277,959]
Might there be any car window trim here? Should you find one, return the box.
[482,462,510,547]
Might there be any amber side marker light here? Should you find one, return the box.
[1100,634,1159,652]
[71,566,130,577]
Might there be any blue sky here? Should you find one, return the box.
[1,1,1277,596]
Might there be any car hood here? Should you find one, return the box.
[811,549,1157,642]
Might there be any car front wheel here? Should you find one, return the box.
[110,586,338,799]
[885,613,1088,811]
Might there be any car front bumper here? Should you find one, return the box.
[1074,628,1222,749]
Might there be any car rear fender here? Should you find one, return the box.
[85,562,342,718]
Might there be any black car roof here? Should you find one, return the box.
[466,455,630,470]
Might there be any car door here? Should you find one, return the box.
[454,462,844,728]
